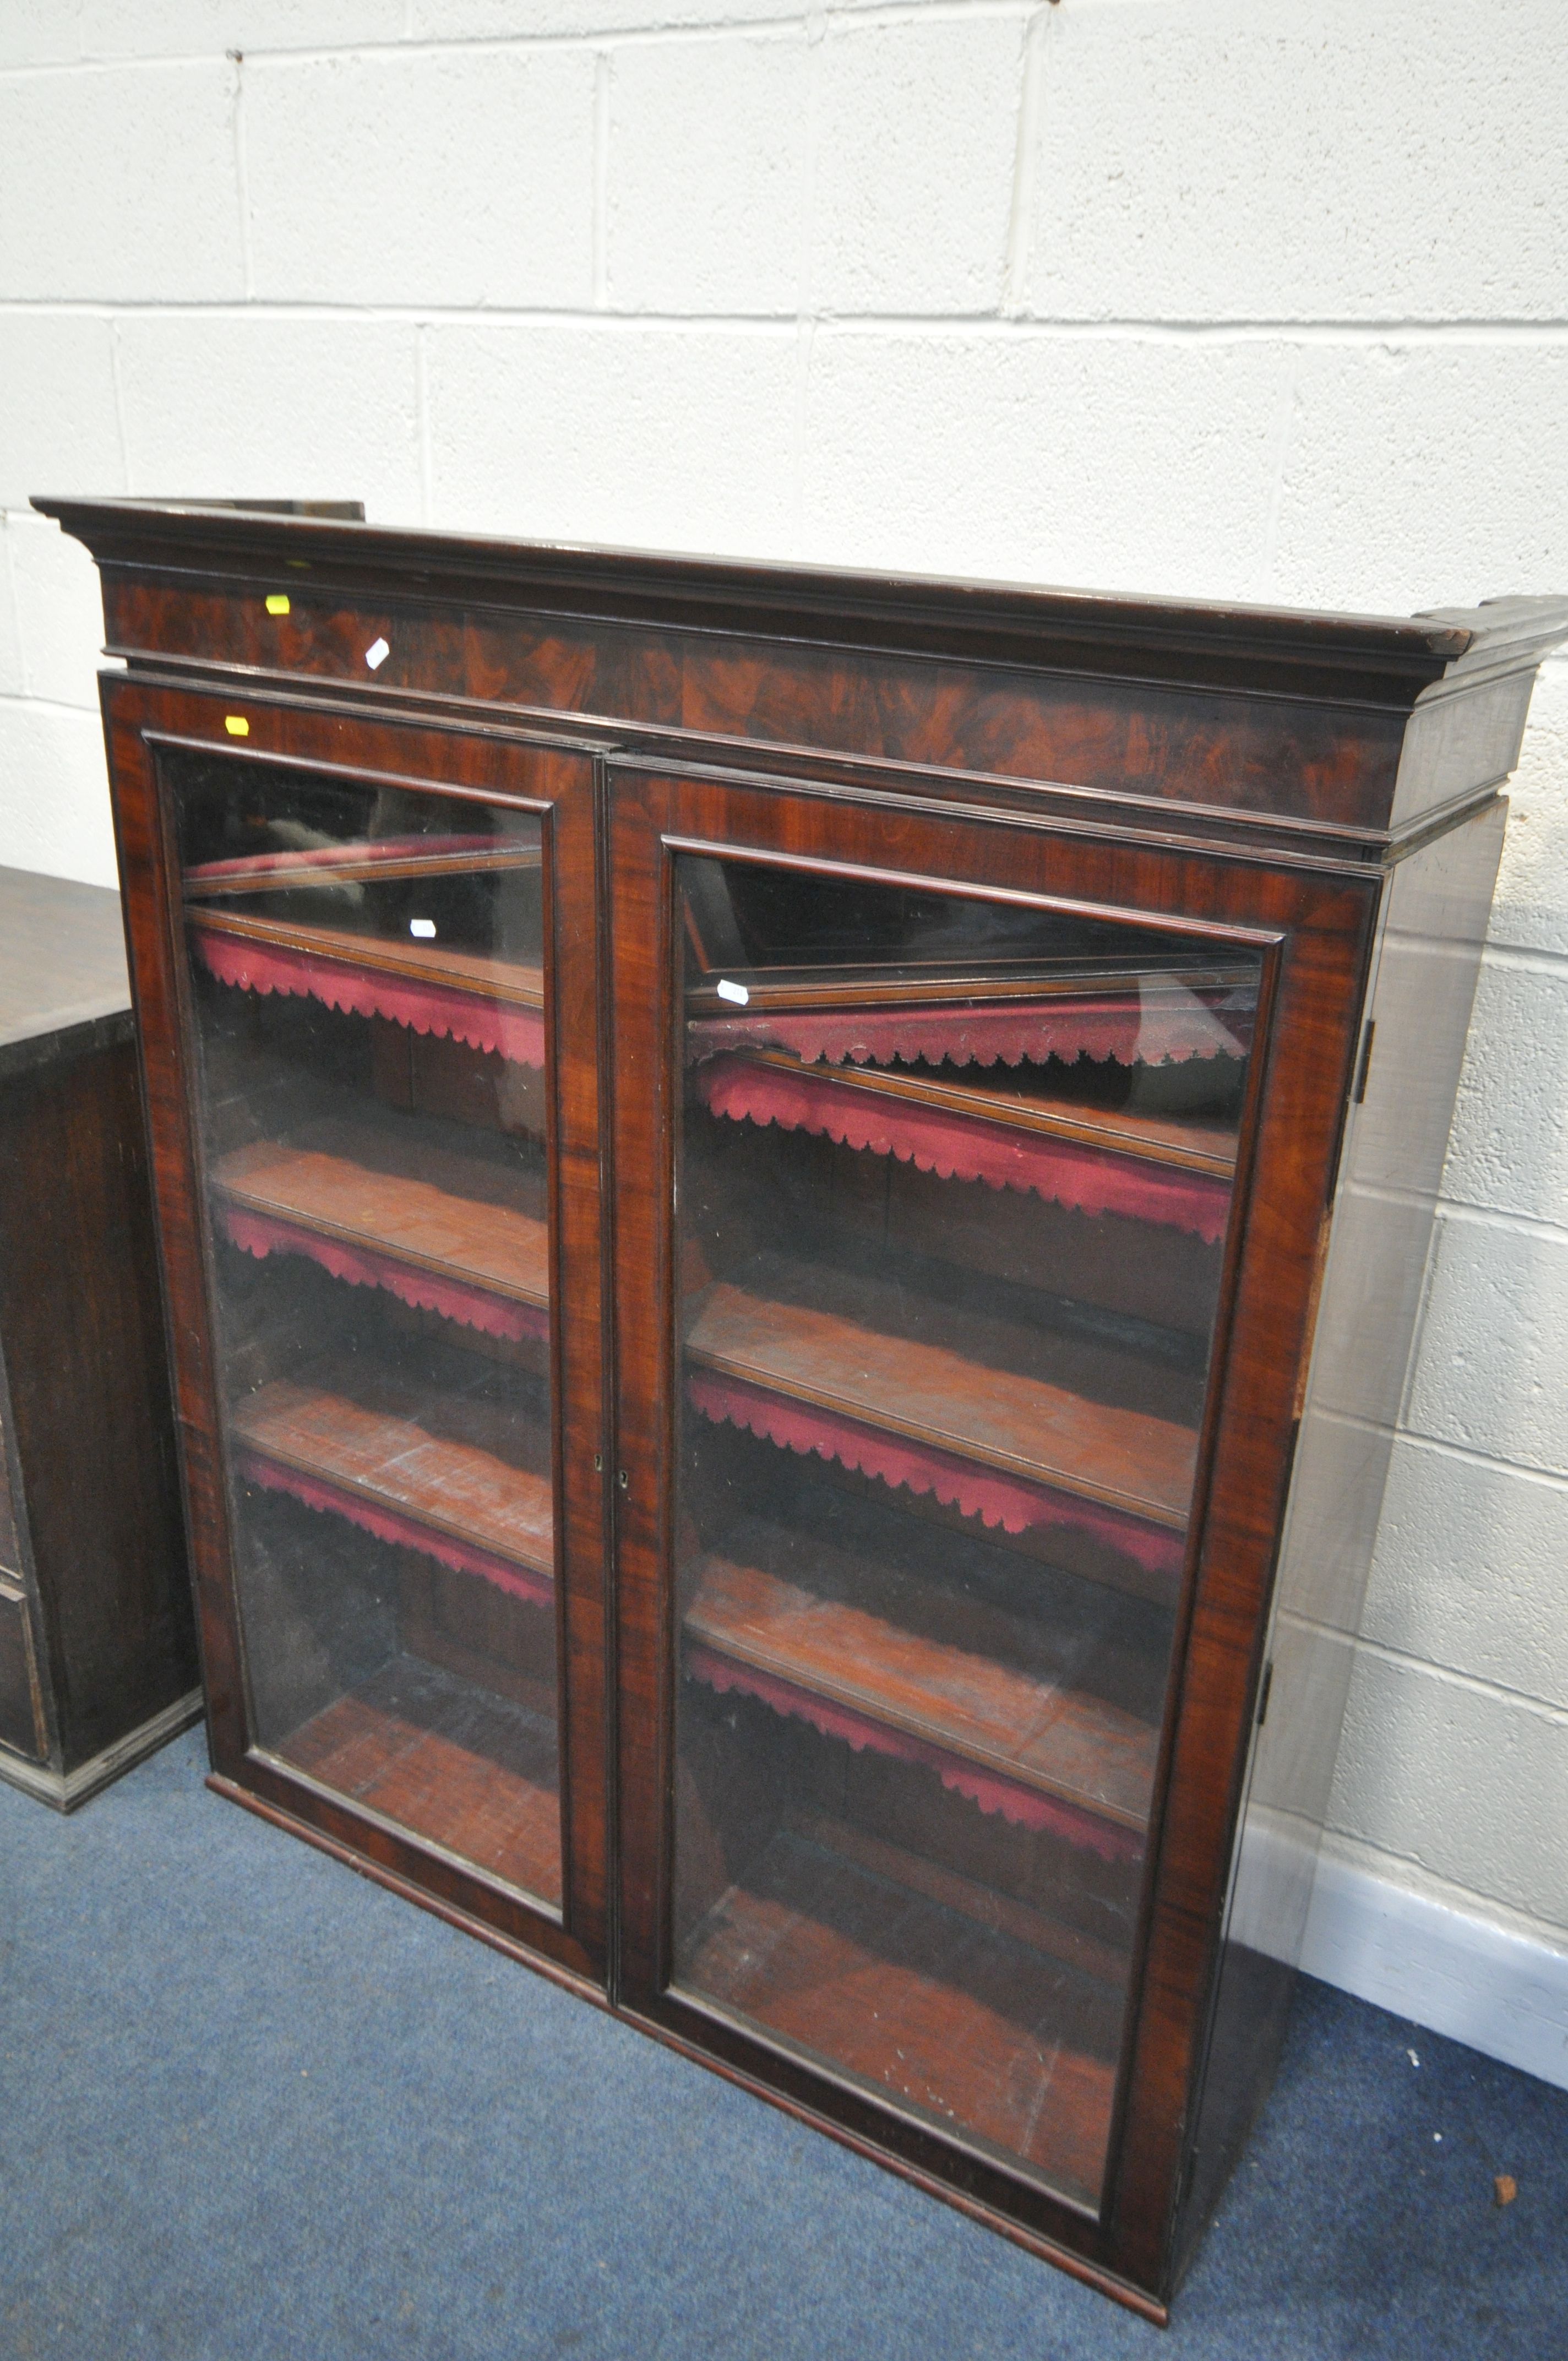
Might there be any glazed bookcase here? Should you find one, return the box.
[39,494,1568,2320]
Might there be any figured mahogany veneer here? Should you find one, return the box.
[212,1122,549,1342]
[684,1263,1198,1530]
[44,496,1568,2321]
[231,1368,553,1603]
[684,1544,1156,1837]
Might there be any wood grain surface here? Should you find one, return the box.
[186,840,541,898]
[0,865,130,1056]
[187,906,545,1005]
[685,1263,1199,1527]
[212,1123,549,1307]
[280,1657,561,1904]
[702,1047,1238,1175]
[231,1368,553,1577]
[678,1823,1118,2206]
[59,507,1561,2313]
[686,1548,1157,1830]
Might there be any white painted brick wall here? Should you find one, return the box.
[427,322,801,544]
[813,15,1024,315]
[608,34,809,312]
[244,48,599,308]
[799,329,1294,588]
[114,316,426,516]
[0,62,246,300]
[1,0,1565,2014]
[1024,1,1567,323]
[0,523,26,697]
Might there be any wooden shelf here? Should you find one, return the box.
[678,1821,1117,2205]
[188,906,545,1065]
[187,834,541,899]
[684,1529,1156,1840]
[686,956,1254,1016]
[687,966,1255,1074]
[796,1810,1130,1992]
[188,906,543,1004]
[278,1655,560,1905]
[231,1362,553,1604]
[212,1120,549,1342]
[685,1257,1197,1532]
[696,1046,1236,1176]
[693,1051,1235,1242]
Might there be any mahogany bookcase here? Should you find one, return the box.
[37,494,1568,2320]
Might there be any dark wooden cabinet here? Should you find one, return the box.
[0,864,198,1805]
[38,494,1567,2318]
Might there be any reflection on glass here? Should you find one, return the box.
[670,859,1259,2206]
[172,752,560,1907]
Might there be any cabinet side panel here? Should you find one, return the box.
[1177,797,1506,2274]
[0,1042,196,1769]
[0,1368,23,1576]
[0,1587,45,1762]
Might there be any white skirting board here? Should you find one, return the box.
[1300,1848,1568,2093]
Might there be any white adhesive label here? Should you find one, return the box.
[716,979,750,1006]
[365,637,390,671]
[409,918,437,939]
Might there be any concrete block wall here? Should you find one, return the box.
[2,0,1564,2074]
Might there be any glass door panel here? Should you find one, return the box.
[668,857,1260,2208]
[170,749,562,1908]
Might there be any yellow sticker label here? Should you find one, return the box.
[264,593,291,616]
[225,716,250,737]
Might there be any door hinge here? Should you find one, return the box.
[1256,1659,1275,1729]
[1352,1019,1376,1105]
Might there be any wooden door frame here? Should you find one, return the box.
[99,673,612,1989]
[606,755,1377,2302]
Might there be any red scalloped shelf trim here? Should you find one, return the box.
[219,1204,548,1345]
[687,1369,1185,1580]
[688,986,1251,1073]
[685,1644,1141,1863]
[694,1054,1230,1242]
[236,1448,553,1608]
[190,926,545,1067]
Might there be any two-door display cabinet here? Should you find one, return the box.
[37,493,1568,2320]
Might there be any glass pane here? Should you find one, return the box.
[170,749,560,1908]
[669,858,1260,2207]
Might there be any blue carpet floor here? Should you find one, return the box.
[2,1726,1562,2360]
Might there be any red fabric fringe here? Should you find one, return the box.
[190,926,545,1067]
[237,1449,553,1607]
[695,1054,1229,1242]
[686,1643,1141,1862]
[688,984,1250,1072]
[220,1205,548,1344]
[687,1370,1185,1580]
